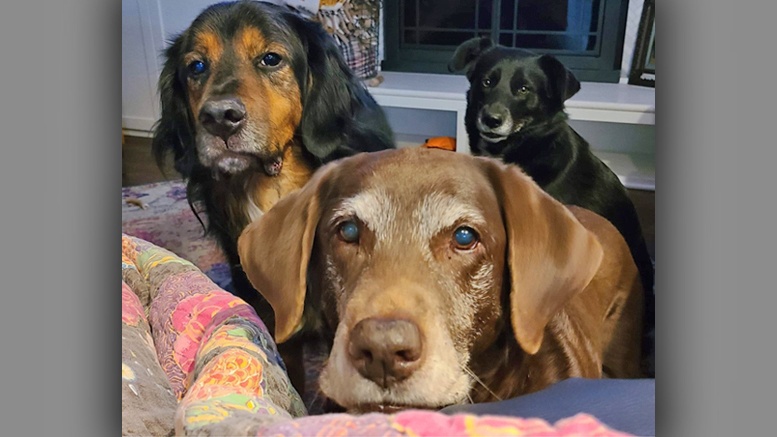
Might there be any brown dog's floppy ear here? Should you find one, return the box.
[238,163,336,343]
[448,37,494,79]
[481,159,603,355]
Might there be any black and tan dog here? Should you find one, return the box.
[152,1,394,323]
[449,37,654,375]
[239,148,645,413]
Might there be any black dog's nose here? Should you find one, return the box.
[347,318,424,389]
[199,97,246,139]
[481,112,504,129]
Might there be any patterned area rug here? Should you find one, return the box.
[121,180,233,293]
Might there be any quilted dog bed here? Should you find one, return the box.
[121,232,632,436]
[122,181,233,291]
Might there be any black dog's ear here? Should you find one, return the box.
[152,35,198,177]
[537,54,581,109]
[448,37,494,79]
[284,13,363,160]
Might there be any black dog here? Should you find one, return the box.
[152,1,394,329]
[450,37,655,376]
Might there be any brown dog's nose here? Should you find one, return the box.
[199,97,246,140]
[347,318,423,389]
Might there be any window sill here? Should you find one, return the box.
[368,72,655,125]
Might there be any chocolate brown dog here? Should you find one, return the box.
[239,147,644,412]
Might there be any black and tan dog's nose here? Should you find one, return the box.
[347,318,424,388]
[199,97,246,140]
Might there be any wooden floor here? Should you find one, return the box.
[122,135,654,257]
[122,135,179,187]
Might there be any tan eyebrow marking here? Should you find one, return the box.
[234,26,266,61]
[193,30,223,64]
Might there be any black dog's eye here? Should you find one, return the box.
[338,221,360,244]
[187,60,206,76]
[519,85,529,93]
[482,77,493,88]
[259,52,282,67]
[452,226,479,250]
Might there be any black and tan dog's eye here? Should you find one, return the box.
[482,77,493,88]
[519,85,529,93]
[338,221,360,243]
[187,60,207,77]
[259,52,283,67]
[452,226,479,250]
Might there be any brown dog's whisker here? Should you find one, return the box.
[461,365,502,401]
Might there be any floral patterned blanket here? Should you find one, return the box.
[121,182,632,436]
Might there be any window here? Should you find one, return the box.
[383,0,629,82]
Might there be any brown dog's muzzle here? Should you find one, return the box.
[347,317,424,389]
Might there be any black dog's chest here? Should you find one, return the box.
[473,128,580,190]
[479,140,512,158]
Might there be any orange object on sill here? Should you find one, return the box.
[422,136,456,151]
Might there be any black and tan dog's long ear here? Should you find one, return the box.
[480,159,603,355]
[238,163,337,343]
[448,37,494,79]
[152,35,198,177]
[537,54,581,111]
[283,13,370,159]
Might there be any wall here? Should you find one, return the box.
[122,0,163,131]
[621,0,646,82]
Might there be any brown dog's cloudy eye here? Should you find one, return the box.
[260,52,282,67]
[452,226,479,250]
[338,221,360,243]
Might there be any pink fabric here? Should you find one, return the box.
[252,410,632,436]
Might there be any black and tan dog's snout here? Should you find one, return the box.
[198,97,247,140]
[347,318,424,389]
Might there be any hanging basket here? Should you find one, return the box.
[315,0,382,79]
